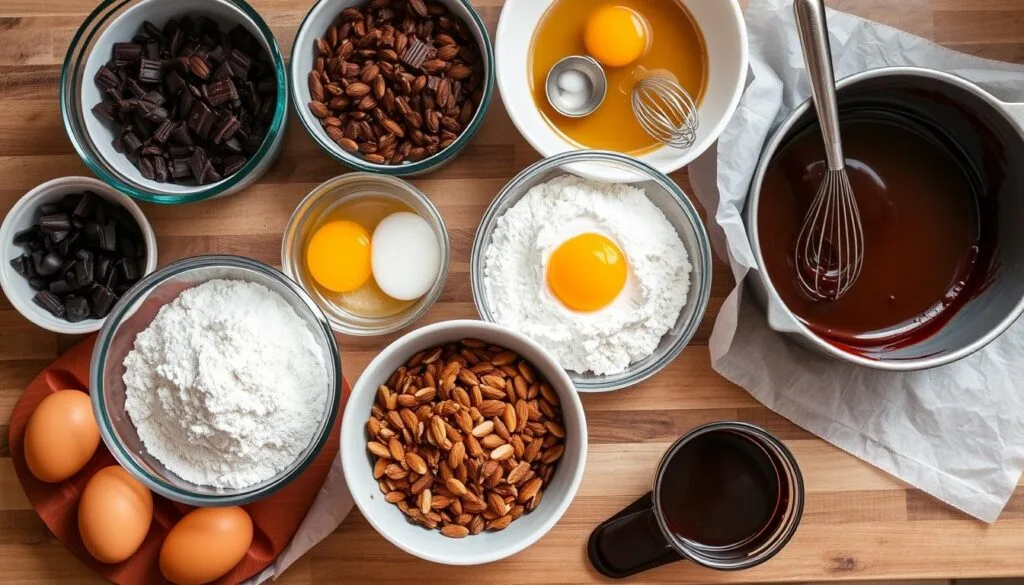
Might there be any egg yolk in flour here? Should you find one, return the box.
[583,5,649,68]
[306,220,372,293]
[547,233,627,312]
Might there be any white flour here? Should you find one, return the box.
[123,279,329,489]
[483,175,691,375]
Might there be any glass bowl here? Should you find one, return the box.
[469,150,713,392]
[281,173,451,336]
[61,0,289,205]
[90,255,341,506]
[290,0,494,176]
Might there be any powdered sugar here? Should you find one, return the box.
[123,279,329,489]
[483,175,691,375]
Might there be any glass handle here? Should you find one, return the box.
[587,492,683,578]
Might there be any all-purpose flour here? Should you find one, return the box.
[483,175,692,375]
[123,279,329,489]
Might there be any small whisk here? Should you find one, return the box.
[793,0,864,301]
[630,76,699,149]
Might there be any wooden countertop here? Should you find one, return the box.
[3,0,1024,583]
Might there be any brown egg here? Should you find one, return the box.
[160,506,253,585]
[24,389,100,482]
[78,466,153,563]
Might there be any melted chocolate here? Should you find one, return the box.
[758,110,997,349]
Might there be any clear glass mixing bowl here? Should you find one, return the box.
[469,150,713,392]
[61,0,289,204]
[90,255,341,505]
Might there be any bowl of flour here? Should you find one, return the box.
[89,255,341,505]
[471,151,713,392]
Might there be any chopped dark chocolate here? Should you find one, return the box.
[33,291,66,317]
[49,278,77,296]
[113,42,144,66]
[98,222,117,252]
[27,277,48,291]
[13,226,40,245]
[93,16,276,185]
[402,37,431,70]
[64,296,91,323]
[91,286,117,318]
[39,213,71,234]
[9,255,29,277]
[73,192,96,218]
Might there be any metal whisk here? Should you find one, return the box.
[630,76,699,149]
[793,0,863,301]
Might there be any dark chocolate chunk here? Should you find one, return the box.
[165,70,186,95]
[49,230,70,244]
[33,291,65,317]
[224,137,243,154]
[153,156,169,182]
[228,48,252,76]
[39,213,71,233]
[95,254,114,283]
[90,286,117,318]
[140,144,164,157]
[188,101,215,139]
[188,148,212,184]
[117,257,139,282]
[211,114,240,144]
[212,61,233,82]
[137,58,164,83]
[98,222,117,252]
[73,254,95,286]
[73,192,97,218]
[170,158,192,180]
[37,252,63,276]
[169,144,193,158]
[204,79,238,107]
[402,37,431,70]
[144,89,166,106]
[222,155,247,176]
[28,277,48,291]
[112,42,143,66]
[169,121,193,146]
[95,65,121,90]
[139,156,156,180]
[123,132,143,153]
[49,278,77,296]
[127,79,148,98]
[64,296,90,323]
[9,255,29,277]
[92,101,117,122]
[13,226,40,245]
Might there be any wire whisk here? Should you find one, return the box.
[793,0,864,301]
[630,76,699,149]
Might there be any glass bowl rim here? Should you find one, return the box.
[281,172,452,336]
[469,149,713,392]
[289,0,496,176]
[90,254,342,505]
[60,0,290,205]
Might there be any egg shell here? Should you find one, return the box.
[160,506,253,585]
[78,466,153,563]
[371,212,441,301]
[24,389,100,482]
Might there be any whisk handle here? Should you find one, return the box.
[794,0,844,170]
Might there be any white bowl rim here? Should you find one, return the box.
[0,176,159,334]
[340,318,589,565]
[494,0,750,182]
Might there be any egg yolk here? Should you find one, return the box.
[583,6,649,68]
[547,233,627,312]
[306,220,372,293]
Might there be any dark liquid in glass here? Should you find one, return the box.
[658,431,784,548]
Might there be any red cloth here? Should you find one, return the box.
[8,335,347,585]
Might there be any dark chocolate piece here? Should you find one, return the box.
[98,222,117,252]
[33,291,65,317]
[91,286,117,318]
[137,58,164,84]
[27,277,48,291]
[49,278,77,296]
[39,213,71,233]
[113,42,143,66]
[13,226,40,245]
[9,255,29,277]
[64,296,90,323]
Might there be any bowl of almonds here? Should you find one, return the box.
[340,319,587,564]
[291,0,494,175]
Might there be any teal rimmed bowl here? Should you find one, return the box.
[469,150,713,392]
[290,0,494,176]
[61,0,289,205]
[90,255,341,505]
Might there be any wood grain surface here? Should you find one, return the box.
[2,0,1024,584]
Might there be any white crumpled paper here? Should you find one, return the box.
[688,0,1024,522]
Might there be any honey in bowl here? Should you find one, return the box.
[529,0,708,154]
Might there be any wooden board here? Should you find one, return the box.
[2,0,1024,583]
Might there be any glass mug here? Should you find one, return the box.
[588,421,804,577]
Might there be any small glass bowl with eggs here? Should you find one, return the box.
[282,174,450,336]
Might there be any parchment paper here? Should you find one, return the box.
[688,0,1024,522]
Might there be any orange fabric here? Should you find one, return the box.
[8,336,348,585]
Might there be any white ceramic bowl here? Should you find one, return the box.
[61,0,289,204]
[495,0,749,182]
[341,319,588,565]
[0,176,158,334]
[291,0,495,176]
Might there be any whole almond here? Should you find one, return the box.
[382,118,406,137]
[308,100,330,118]
[361,63,380,83]
[406,452,428,474]
[419,488,432,515]
[385,491,405,503]
[445,477,468,497]
[346,82,371,97]
[388,437,406,460]
[309,72,325,102]
[518,478,543,503]
[408,0,429,18]
[490,444,514,461]
[447,64,472,80]
[441,524,469,539]
[368,441,391,458]
[487,515,513,531]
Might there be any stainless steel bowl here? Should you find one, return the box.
[90,255,341,505]
[470,150,712,392]
[746,67,1024,371]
